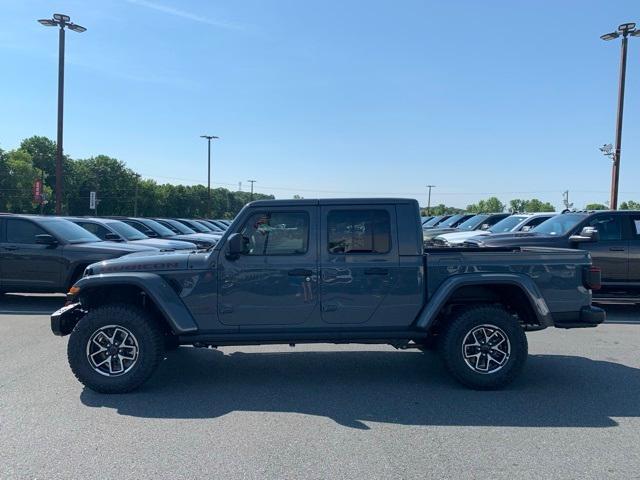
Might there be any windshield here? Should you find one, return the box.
[140,218,176,237]
[181,219,209,233]
[160,219,196,234]
[457,214,490,231]
[489,215,528,233]
[423,215,447,227]
[440,214,465,228]
[41,219,101,244]
[106,220,148,240]
[532,213,587,236]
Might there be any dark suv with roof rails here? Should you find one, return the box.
[0,214,155,294]
[112,217,218,249]
[466,210,640,301]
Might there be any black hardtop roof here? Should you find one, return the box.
[247,198,419,207]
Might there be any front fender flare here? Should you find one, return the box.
[74,273,198,334]
[414,273,552,330]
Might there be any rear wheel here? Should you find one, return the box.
[67,304,164,393]
[439,305,527,390]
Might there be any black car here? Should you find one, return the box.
[0,214,154,293]
[116,217,218,249]
[467,210,640,295]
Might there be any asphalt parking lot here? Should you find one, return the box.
[1,294,639,479]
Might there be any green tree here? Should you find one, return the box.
[620,200,640,210]
[585,203,608,210]
[467,197,505,213]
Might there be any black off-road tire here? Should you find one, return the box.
[439,305,528,390]
[67,304,164,393]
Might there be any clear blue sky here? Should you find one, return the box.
[1,0,639,210]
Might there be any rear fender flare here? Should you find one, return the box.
[414,273,552,330]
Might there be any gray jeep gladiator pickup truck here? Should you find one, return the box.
[51,198,605,393]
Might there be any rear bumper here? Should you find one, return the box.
[51,303,85,336]
[553,306,606,329]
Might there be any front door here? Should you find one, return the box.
[319,205,400,326]
[580,214,628,283]
[1,218,62,291]
[217,207,319,326]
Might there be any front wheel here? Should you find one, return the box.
[439,305,528,390]
[67,304,164,393]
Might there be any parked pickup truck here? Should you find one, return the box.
[51,198,604,393]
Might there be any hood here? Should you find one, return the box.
[435,230,491,243]
[423,227,458,240]
[86,250,193,275]
[65,240,157,254]
[467,232,565,247]
[130,238,197,250]
[172,233,219,247]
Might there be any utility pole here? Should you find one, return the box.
[600,22,639,209]
[200,135,219,218]
[426,185,435,216]
[134,173,140,216]
[38,14,86,215]
[247,180,256,201]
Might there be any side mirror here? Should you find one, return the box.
[520,225,532,232]
[569,226,600,243]
[226,233,244,258]
[146,231,159,238]
[35,234,58,246]
[105,232,124,242]
[480,223,490,230]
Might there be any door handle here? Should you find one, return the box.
[609,247,625,252]
[288,268,313,277]
[364,267,389,275]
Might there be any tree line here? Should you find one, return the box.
[0,136,273,218]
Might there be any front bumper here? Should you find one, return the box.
[553,305,606,329]
[51,303,85,336]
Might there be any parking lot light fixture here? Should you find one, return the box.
[600,22,637,210]
[200,135,219,218]
[38,13,86,215]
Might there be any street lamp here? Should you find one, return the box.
[600,22,637,210]
[38,13,86,215]
[200,135,219,218]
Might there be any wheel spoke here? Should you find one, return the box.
[461,324,511,374]
[87,325,139,377]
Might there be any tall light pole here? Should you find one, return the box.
[600,22,639,210]
[200,135,219,218]
[426,185,435,216]
[38,14,86,215]
[247,180,256,201]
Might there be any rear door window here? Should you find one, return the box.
[588,215,623,241]
[327,209,391,254]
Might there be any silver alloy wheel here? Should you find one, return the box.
[86,325,139,377]
[461,324,511,374]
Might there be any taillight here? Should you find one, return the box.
[583,266,601,290]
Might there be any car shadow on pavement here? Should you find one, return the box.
[80,348,640,429]
[0,293,65,315]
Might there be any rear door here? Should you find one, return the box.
[217,206,319,326]
[1,218,62,290]
[319,205,400,326]
[580,214,628,283]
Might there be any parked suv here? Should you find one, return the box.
[466,210,640,297]
[0,214,154,293]
[67,217,197,251]
[427,213,510,246]
[421,213,475,242]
